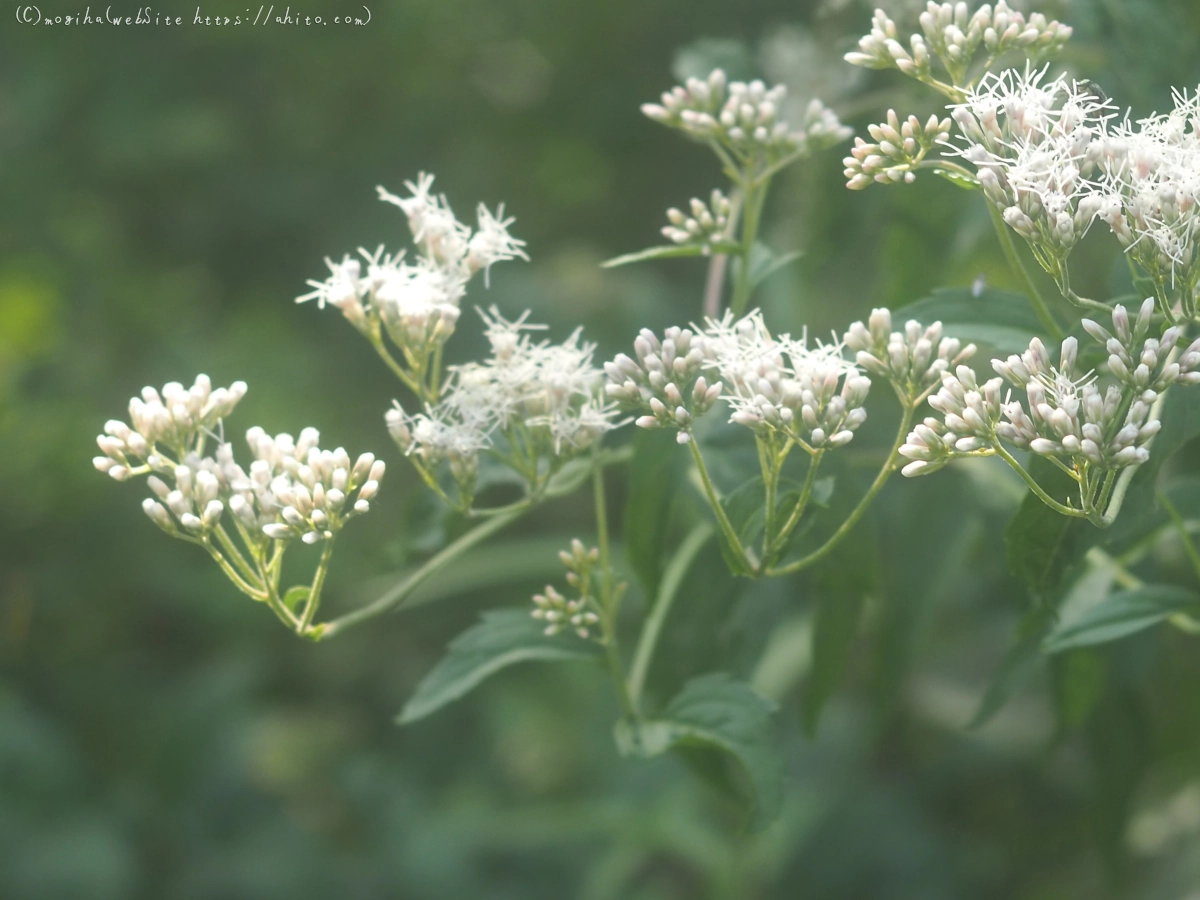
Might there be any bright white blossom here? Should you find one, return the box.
[700,310,870,448]
[298,174,527,363]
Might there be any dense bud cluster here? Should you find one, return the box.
[844,110,952,189]
[900,365,1004,475]
[605,326,722,444]
[846,3,1072,88]
[94,375,247,479]
[662,190,733,252]
[1082,299,1200,394]
[702,311,870,449]
[142,463,226,536]
[531,539,603,639]
[844,307,976,398]
[642,68,851,165]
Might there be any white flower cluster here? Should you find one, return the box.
[642,68,851,164]
[844,307,977,398]
[702,311,870,448]
[298,174,528,367]
[1097,91,1200,289]
[387,308,617,500]
[662,190,732,252]
[605,326,723,444]
[94,375,247,479]
[901,308,1200,478]
[846,2,1072,87]
[96,378,384,547]
[531,539,603,640]
[950,66,1114,260]
[844,110,952,189]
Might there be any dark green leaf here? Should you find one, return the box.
[624,429,685,597]
[969,608,1056,729]
[614,673,782,830]
[398,609,603,724]
[899,286,1047,354]
[1053,649,1107,729]
[803,524,879,734]
[601,244,738,268]
[1043,585,1200,653]
[1004,457,1088,605]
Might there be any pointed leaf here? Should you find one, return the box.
[969,607,1055,729]
[398,609,603,724]
[1004,457,1088,605]
[614,673,782,829]
[602,243,738,268]
[1043,585,1200,653]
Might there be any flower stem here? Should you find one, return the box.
[318,508,527,639]
[994,445,1090,518]
[988,203,1063,340]
[730,176,769,317]
[593,460,637,720]
[767,449,825,563]
[688,438,756,573]
[297,538,335,636]
[627,523,713,703]
[766,405,912,577]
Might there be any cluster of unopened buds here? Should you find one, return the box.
[901,300,1200,478]
[531,539,603,640]
[662,190,732,252]
[844,307,977,400]
[845,2,1072,88]
[605,326,722,444]
[844,111,952,189]
[641,69,851,164]
[94,374,248,479]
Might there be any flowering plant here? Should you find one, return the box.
[93,1,1200,830]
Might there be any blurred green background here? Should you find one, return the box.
[6,0,1200,896]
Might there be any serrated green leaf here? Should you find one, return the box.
[398,609,603,724]
[898,286,1047,354]
[601,243,738,268]
[614,673,782,830]
[1043,585,1200,653]
[624,429,685,597]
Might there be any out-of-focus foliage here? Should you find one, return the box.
[6,0,1200,897]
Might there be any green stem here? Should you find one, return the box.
[369,334,426,398]
[627,523,714,703]
[593,461,637,720]
[318,508,526,639]
[768,449,825,563]
[297,538,335,636]
[688,438,757,573]
[758,435,778,550]
[204,540,267,601]
[995,445,1090,518]
[988,203,1063,340]
[730,176,769,317]
[766,405,912,577]
[212,525,261,586]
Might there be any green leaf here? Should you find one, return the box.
[624,429,685,597]
[969,607,1055,729]
[601,243,738,269]
[614,673,782,830]
[899,286,1047,354]
[282,586,309,612]
[748,245,803,290]
[1043,585,1200,653]
[1004,457,1088,605]
[545,456,594,497]
[932,167,981,190]
[397,609,603,724]
[1053,649,1107,729]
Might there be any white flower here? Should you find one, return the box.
[701,310,869,447]
[467,204,529,282]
